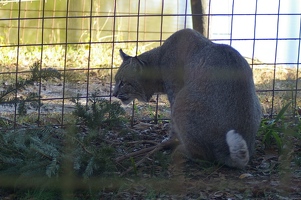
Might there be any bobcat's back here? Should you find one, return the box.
[172,41,261,168]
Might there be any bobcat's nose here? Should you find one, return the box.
[112,88,118,97]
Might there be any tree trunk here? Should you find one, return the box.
[190,0,207,37]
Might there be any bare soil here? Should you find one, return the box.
[97,120,301,199]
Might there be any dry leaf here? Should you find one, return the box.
[239,173,253,179]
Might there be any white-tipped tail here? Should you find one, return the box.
[226,130,249,168]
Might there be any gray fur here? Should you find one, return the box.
[113,29,262,168]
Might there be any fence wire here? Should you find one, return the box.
[0,0,301,130]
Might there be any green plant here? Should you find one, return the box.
[0,61,61,116]
[147,104,157,120]
[259,102,292,151]
[130,157,138,175]
[71,93,127,130]
[0,92,131,180]
[145,190,157,199]
[0,124,117,182]
[0,126,63,177]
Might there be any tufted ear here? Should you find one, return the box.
[119,49,131,61]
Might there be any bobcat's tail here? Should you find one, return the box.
[226,130,249,168]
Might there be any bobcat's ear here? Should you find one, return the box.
[119,49,131,61]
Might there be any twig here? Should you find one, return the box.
[127,140,159,145]
[65,133,93,155]
[115,145,157,162]
[117,138,179,176]
[120,144,164,176]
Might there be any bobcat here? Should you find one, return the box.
[113,29,261,168]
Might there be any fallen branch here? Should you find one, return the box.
[127,140,159,145]
[115,145,157,163]
[117,138,179,176]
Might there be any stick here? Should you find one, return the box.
[117,138,179,176]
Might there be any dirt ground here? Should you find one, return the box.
[0,119,301,199]
[96,119,301,199]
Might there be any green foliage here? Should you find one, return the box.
[259,102,292,151]
[0,61,61,115]
[0,94,129,182]
[71,93,127,130]
[130,157,138,175]
[147,104,156,119]
[0,126,63,177]
[30,61,61,81]
[0,125,116,180]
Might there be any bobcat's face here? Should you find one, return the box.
[113,77,146,105]
[113,49,148,104]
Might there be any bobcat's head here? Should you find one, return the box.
[113,49,150,104]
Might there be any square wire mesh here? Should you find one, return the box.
[0,0,300,129]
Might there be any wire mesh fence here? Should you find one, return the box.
[1,1,301,198]
[0,0,301,130]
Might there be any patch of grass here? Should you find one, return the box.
[259,102,292,151]
[258,101,301,187]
